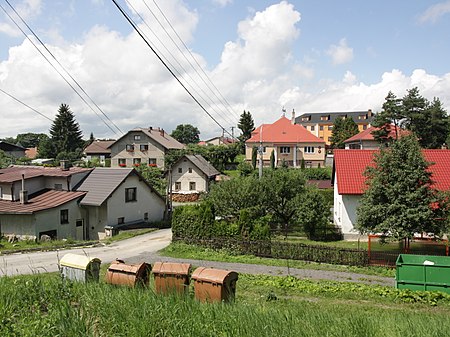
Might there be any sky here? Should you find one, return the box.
[1,0,450,140]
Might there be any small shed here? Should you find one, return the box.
[59,253,101,283]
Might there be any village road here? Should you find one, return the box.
[0,228,395,286]
[0,228,172,276]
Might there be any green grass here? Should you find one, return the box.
[273,236,369,249]
[1,272,449,336]
[102,228,157,244]
[160,242,395,278]
[0,237,96,252]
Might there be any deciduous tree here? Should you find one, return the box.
[170,124,200,145]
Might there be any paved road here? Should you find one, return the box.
[0,228,172,276]
[0,228,394,286]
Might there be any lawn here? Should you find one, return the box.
[1,270,449,336]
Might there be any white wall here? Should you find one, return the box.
[0,214,35,237]
[333,172,361,234]
[106,174,165,227]
[171,160,208,193]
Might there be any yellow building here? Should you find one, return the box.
[295,110,374,145]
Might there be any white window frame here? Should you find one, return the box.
[280,146,290,154]
[304,146,315,154]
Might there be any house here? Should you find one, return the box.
[295,109,374,145]
[109,127,184,169]
[76,167,166,239]
[246,114,326,168]
[83,140,115,165]
[332,149,450,238]
[198,136,235,146]
[344,124,410,150]
[0,165,93,240]
[169,155,219,202]
[0,141,26,158]
[25,147,38,159]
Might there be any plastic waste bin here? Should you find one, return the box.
[396,254,450,293]
[152,262,191,295]
[59,253,101,283]
[191,267,238,302]
[105,260,151,287]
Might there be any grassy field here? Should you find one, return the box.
[1,270,450,337]
[160,242,395,277]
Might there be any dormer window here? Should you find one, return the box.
[320,115,330,121]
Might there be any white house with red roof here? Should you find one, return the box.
[333,149,450,236]
[246,115,326,168]
[344,124,410,150]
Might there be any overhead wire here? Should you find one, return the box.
[1,0,123,137]
[125,0,237,129]
[149,0,240,121]
[141,0,239,125]
[0,87,53,121]
[111,0,234,138]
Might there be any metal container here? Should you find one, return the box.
[191,267,238,302]
[105,260,151,287]
[152,262,191,295]
[396,254,450,293]
[59,253,101,283]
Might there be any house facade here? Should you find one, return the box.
[83,140,115,165]
[109,127,184,169]
[0,141,26,158]
[295,110,374,145]
[246,115,326,168]
[344,124,410,150]
[332,149,450,237]
[76,168,166,240]
[170,155,219,200]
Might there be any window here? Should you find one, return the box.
[363,124,368,130]
[134,135,141,141]
[262,146,267,153]
[349,144,361,149]
[189,182,196,191]
[175,182,181,191]
[280,146,290,154]
[319,125,324,131]
[304,146,315,154]
[133,158,141,166]
[328,125,333,130]
[140,144,148,151]
[178,167,182,173]
[148,158,157,167]
[60,209,69,224]
[306,161,313,168]
[320,115,330,121]
[118,217,125,225]
[76,219,83,227]
[188,167,192,173]
[125,187,137,202]
[144,212,149,221]
[310,126,315,131]
[54,183,63,191]
[118,158,126,167]
[126,144,134,152]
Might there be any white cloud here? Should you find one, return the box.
[212,0,233,8]
[0,0,42,37]
[418,0,450,24]
[326,38,353,65]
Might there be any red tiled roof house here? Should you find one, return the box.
[332,149,450,237]
[246,116,326,168]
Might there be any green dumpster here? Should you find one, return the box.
[396,254,450,293]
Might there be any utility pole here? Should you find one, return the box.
[230,126,235,139]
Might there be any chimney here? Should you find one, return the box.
[20,173,28,204]
[160,129,165,137]
[368,109,373,117]
[60,160,69,171]
[149,126,153,131]
[291,109,296,124]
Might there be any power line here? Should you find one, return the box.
[0,88,53,121]
[1,0,123,137]
[149,0,240,121]
[111,0,234,138]
[125,0,237,128]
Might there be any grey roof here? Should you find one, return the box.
[108,128,184,150]
[295,110,374,125]
[182,155,220,178]
[0,141,26,151]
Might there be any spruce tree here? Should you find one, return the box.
[237,110,255,153]
[329,117,359,149]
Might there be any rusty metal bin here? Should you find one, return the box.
[105,260,151,287]
[152,262,191,295]
[59,253,101,283]
[191,267,238,302]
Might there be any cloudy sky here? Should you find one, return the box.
[1,0,450,140]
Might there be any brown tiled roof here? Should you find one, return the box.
[183,155,220,178]
[84,140,115,154]
[0,166,92,183]
[108,128,184,150]
[0,190,86,214]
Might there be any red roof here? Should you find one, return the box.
[0,190,86,214]
[247,116,324,144]
[344,124,410,143]
[334,149,450,195]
